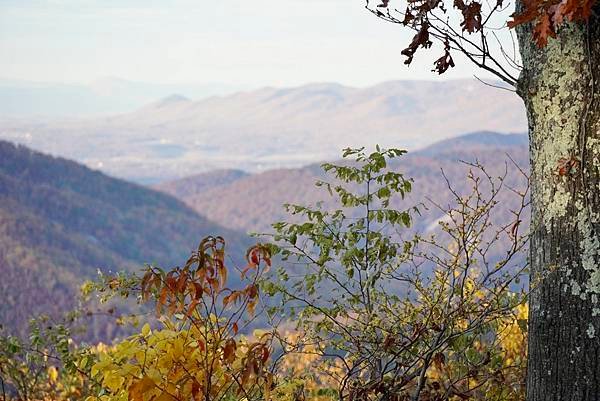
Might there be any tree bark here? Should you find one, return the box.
[516,11,600,401]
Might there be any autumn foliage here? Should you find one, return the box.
[367,0,597,84]
[508,0,597,46]
[86,237,275,401]
[0,148,530,401]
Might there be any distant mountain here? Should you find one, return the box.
[156,132,530,235]
[152,94,192,108]
[0,79,527,183]
[0,77,244,117]
[0,140,251,339]
[418,131,529,157]
[157,169,249,200]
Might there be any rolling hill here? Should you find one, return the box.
[0,79,526,183]
[0,140,251,339]
[156,131,530,235]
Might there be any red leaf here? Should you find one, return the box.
[401,7,415,25]
[433,38,455,74]
[191,380,202,401]
[454,0,483,32]
[401,23,432,65]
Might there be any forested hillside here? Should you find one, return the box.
[0,140,250,339]
[157,131,530,234]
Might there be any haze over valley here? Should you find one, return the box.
[0,79,527,183]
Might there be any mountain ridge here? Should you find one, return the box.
[0,79,527,183]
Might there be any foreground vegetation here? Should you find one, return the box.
[0,147,529,401]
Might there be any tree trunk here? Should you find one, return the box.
[515,11,600,401]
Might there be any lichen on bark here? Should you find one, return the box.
[528,24,588,227]
[516,13,600,401]
[523,21,600,302]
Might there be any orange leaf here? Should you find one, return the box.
[156,287,168,315]
[507,0,538,28]
[191,380,202,401]
[129,377,155,401]
[223,338,237,364]
[218,261,228,289]
[186,299,200,318]
[533,13,555,47]
[247,298,257,316]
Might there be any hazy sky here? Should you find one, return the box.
[0,0,506,87]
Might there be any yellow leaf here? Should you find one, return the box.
[103,371,125,392]
[142,323,151,337]
[48,366,59,382]
[91,357,112,378]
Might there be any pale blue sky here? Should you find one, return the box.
[0,0,505,87]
